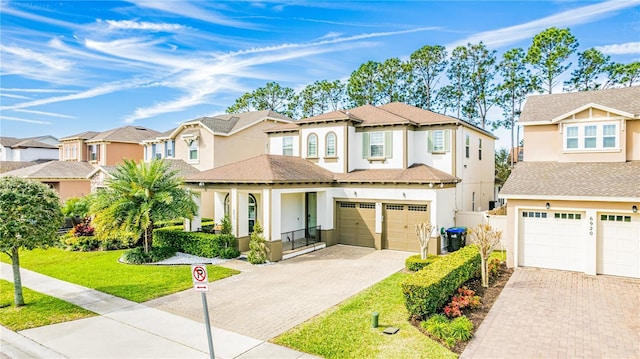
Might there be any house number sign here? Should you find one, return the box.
[589,216,594,236]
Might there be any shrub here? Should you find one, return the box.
[122,246,176,264]
[153,227,239,258]
[449,316,474,341]
[488,257,502,278]
[62,234,101,251]
[422,314,474,348]
[220,216,233,235]
[443,286,481,318]
[402,244,481,319]
[247,222,268,264]
[405,254,439,272]
[71,217,94,237]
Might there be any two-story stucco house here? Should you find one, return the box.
[500,86,640,279]
[1,126,161,201]
[185,102,495,260]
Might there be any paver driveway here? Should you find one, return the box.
[462,267,640,359]
[145,245,408,341]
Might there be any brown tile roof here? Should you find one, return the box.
[296,109,363,124]
[60,131,100,141]
[335,164,459,184]
[264,122,299,133]
[0,161,95,179]
[193,110,293,135]
[86,126,161,143]
[500,161,640,199]
[0,137,21,147]
[0,136,58,149]
[163,159,200,178]
[187,155,335,184]
[0,161,39,174]
[520,86,640,123]
[378,102,457,125]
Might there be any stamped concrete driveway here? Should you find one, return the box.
[462,267,640,359]
[145,245,408,341]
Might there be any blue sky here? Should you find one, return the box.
[1,0,639,149]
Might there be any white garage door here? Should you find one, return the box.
[597,214,640,278]
[519,210,585,272]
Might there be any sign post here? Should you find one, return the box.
[192,264,214,359]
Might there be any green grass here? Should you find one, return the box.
[273,271,457,359]
[1,248,239,303]
[0,280,96,331]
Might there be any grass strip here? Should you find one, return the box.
[0,280,96,331]
[1,248,239,303]
[273,271,456,359]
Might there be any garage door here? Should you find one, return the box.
[597,214,640,278]
[337,202,375,247]
[383,204,429,252]
[518,210,585,272]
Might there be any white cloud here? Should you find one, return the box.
[596,42,640,55]
[102,19,186,32]
[1,88,76,93]
[127,1,258,29]
[447,0,637,49]
[14,109,75,119]
[0,116,51,125]
[0,93,31,100]
[0,44,73,71]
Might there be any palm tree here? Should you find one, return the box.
[91,159,197,253]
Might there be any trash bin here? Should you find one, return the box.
[446,227,467,252]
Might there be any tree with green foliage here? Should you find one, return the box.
[347,60,382,106]
[227,82,297,118]
[495,48,533,166]
[446,45,470,120]
[465,42,498,129]
[407,45,448,110]
[377,57,409,104]
[90,159,197,253]
[494,148,511,186]
[605,61,640,88]
[0,177,63,306]
[526,27,579,93]
[247,221,269,264]
[299,79,345,118]
[564,48,611,92]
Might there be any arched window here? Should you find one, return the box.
[224,193,230,218]
[248,194,256,233]
[307,133,318,158]
[325,132,336,157]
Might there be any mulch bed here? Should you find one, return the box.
[410,262,514,354]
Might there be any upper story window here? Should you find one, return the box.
[362,131,392,159]
[326,132,336,157]
[88,144,99,162]
[465,135,470,158]
[564,122,619,151]
[188,140,198,161]
[478,139,482,160]
[283,137,293,156]
[165,140,175,158]
[151,144,161,159]
[428,129,450,153]
[307,133,318,158]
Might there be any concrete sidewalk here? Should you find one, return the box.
[0,262,317,359]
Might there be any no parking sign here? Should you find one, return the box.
[191,264,209,292]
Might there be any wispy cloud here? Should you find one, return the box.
[100,19,186,32]
[127,1,258,29]
[447,0,637,49]
[14,109,76,119]
[0,44,74,71]
[0,93,31,100]
[0,116,52,125]
[1,88,76,93]
[596,42,640,55]
[0,3,80,30]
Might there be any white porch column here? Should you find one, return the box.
[271,190,282,241]
[262,188,271,241]
[230,188,238,237]
[190,192,202,231]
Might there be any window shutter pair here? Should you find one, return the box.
[362,131,393,158]
[427,129,450,153]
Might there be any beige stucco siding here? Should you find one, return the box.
[627,120,640,161]
[523,125,560,161]
[103,143,144,166]
[213,121,272,168]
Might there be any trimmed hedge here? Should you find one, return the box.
[405,254,440,272]
[402,245,481,319]
[154,227,240,259]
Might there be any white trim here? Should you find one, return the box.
[499,194,639,202]
[550,103,634,124]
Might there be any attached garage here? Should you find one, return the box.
[597,213,640,278]
[336,202,376,247]
[383,204,429,251]
[518,210,586,272]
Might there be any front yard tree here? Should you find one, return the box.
[467,224,503,288]
[415,222,435,260]
[91,159,197,253]
[0,177,63,306]
[526,27,579,93]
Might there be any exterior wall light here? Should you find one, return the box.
[545,202,550,209]
[633,205,638,213]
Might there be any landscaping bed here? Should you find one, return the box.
[411,260,513,354]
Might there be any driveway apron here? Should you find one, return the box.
[461,267,640,359]
[145,245,409,341]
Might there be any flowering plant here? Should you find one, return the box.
[443,286,481,318]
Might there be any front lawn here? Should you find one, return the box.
[273,271,456,359]
[1,248,239,303]
[0,280,96,331]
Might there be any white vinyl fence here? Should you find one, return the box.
[454,211,507,250]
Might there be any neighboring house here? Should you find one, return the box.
[185,102,496,260]
[141,110,294,219]
[0,135,59,162]
[500,86,640,279]
[2,125,169,201]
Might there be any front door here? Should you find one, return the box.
[306,192,317,239]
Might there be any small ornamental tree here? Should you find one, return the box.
[0,177,63,306]
[415,222,435,260]
[247,222,269,264]
[467,224,502,287]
